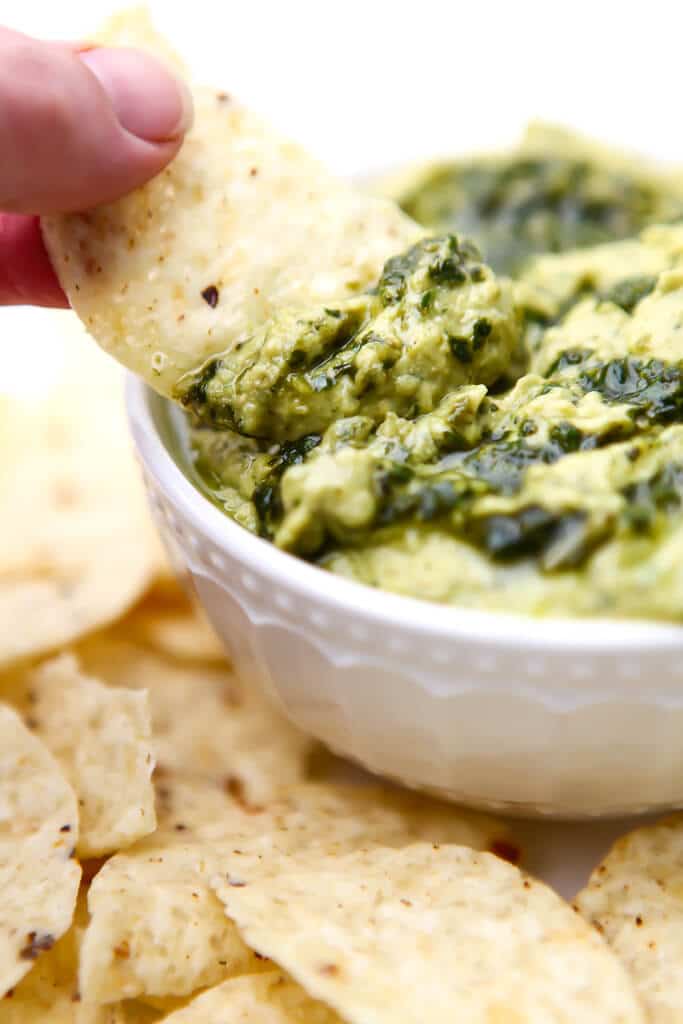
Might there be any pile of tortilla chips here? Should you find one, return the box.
[0,319,681,1024]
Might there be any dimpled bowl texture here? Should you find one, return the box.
[127,376,683,819]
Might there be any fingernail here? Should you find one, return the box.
[80,46,193,141]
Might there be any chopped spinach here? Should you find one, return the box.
[398,155,683,275]
[622,462,683,531]
[600,274,657,313]
[577,358,683,423]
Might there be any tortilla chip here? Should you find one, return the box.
[0,921,81,1024]
[42,12,419,398]
[214,843,643,1024]
[76,631,312,805]
[154,971,342,1024]
[575,814,683,1023]
[78,777,265,1003]
[79,835,260,1002]
[0,930,158,1024]
[90,8,184,74]
[197,780,512,853]
[151,773,512,856]
[121,598,226,665]
[79,777,508,1003]
[0,705,81,997]
[0,894,159,1024]
[22,654,156,857]
[0,320,163,668]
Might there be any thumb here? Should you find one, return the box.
[0,27,193,215]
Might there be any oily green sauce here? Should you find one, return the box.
[397,156,683,276]
[394,125,683,275]
[177,128,683,620]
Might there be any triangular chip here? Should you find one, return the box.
[78,780,261,1003]
[575,814,683,1024]
[213,843,644,1024]
[42,10,419,398]
[0,907,159,1024]
[0,705,80,997]
[20,654,156,857]
[79,776,509,1003]
[76,628,312,805]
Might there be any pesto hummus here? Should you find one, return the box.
[178,129,683,621]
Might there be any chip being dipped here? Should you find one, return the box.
[42,10,420,400]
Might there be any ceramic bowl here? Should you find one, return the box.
[127,376,683,819]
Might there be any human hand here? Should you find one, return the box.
[0,27,192,307]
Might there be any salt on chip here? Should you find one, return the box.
[23,654,156,858]
[154,970,342,1024]
[213,843,644,1024]
[76,631,312,805]
[0,705,80,997]
[0,319,163,668]
[78,776,509,1004]
[576,814,683,1024]
[42,10,420,398]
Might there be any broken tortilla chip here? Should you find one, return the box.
[0,705,80,997]
[76,629,312,805]
[22,654,156,858]
[79,777,508,1003]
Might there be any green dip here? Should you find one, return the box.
[393,123,683,275]
[177,130,683,621]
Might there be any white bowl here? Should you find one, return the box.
[127,376,683,819]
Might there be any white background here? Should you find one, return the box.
[2,0,683,177]
[1,0,681,892]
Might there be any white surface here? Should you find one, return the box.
[3,0,683,177]
[0,307,70,398]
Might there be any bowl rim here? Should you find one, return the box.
[127,374,683,653]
